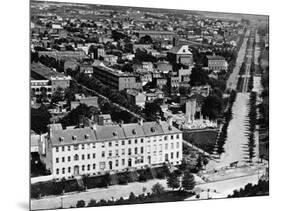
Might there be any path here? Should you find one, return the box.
[227,29,250,90]
[186,173,262,200]
[206,93,251,170]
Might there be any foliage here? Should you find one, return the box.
[167,172,180,190]
[201,95,223,120]
[60,103,96,127]
[134,48,157,63]
[181,171,196,191]
[139,35,153,44]
[86,190,194,207]
[189,67,209,86]
[216,90,237,155]
[143,101,164,121]
[31,105,51,134]
[228,179,269,198]
[76,200,86,208]
[246,92,257,163]
[152,183,165,195]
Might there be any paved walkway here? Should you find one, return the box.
[206,93,251,170]
[31,178,169,210]
[227,29,250,90]
[186,173,262,200]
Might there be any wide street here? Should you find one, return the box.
[206,93,251,170]
[186,172,262,200]
[31,163,266,210]
[227,29,250,90]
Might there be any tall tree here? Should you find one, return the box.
[181,171,196,191]
[167,172,180,190]
[201,95,223,120]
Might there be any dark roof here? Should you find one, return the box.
[49,121,181,146]
[206,55,226,60]
[31,62,66,80]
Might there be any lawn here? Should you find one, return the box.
[182,129,219,154]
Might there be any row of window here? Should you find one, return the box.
[56,164,96,175]
[55,152,181,175]
[55,143,181,163]
[55,134,181,152]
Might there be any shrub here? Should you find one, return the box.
[76,200,85,208]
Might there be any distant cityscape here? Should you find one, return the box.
[30,1,269,210]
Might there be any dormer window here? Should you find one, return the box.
[84,134,89,140]
[113,131,117,137]
[151,127,155,132]
[168,126,172,131]
[72,136,77,141]
[132,129,136,135]
[59,137,64,142]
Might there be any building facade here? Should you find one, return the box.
[167,45,193,66]
[39,120,183,179]
[31,63,71,99]
[92,64,142,91]
[207,55,228,72]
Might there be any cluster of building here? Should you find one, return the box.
[30,1,247,180]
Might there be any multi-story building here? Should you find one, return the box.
[38,120,183,179]
[126,89,146,107]
[207,55,228,72]
[92,64,142,91]
[31,62,71,99]
[167,45,193,66]
[135,30,176,40]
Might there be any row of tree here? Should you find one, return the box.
[72,71,143,117]
[246,92,257,163]
[216,90,237,155]
[228,179,269,198]
[75,170,196,208]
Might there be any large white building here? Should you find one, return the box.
[39,120,183,179]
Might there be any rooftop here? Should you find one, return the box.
[31,62,68,80]
[49,121,181,146]
[169,44,192,55]
[207,55,226,60]
[93,63,135,78]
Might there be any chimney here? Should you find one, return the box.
[119,120,124,127]
[78,115,84,128]
[167,116,173,126]
[138,118,143,126]
[156,116,161,124]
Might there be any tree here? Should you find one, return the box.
[167,172,180,190]
[139,35,153,44]
[122,63,134,73]
[196,155,203,170]
[201,95,223,120]
[181,171,196,191]
[76,200,86,208]
[143,101,164,121]
[31,105,51,134]
[189,67,209,86]
[87,199,97,207]
[151,183,165,195]
[129,192,136,201]
[179,86,190,96]
[51,87,65,103]
[60,103,95,127]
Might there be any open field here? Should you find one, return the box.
[183,129,219,154]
